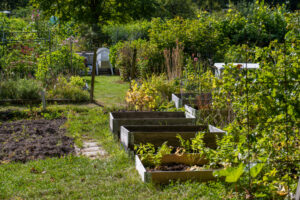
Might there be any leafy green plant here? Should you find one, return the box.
[125,74,180,110]
[214,163,245,183]
[0,79,42,100]
[47,76,89,102]
[69,76,86,88]
[102,20,151,44]
[0,79,17,99]
[176,131,216,166]
[113,40,139,81]
[15,79,42,99]
[135,142,173,168]
[134,130,225,171]
[41,110,64,120]
[156,101,184,112]
[209,40,300,197]
[110,39,164,81]
[36,46,85,85]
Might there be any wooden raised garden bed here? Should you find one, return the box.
[109,111,195,137]
[135,154,221,184]
[172,93,212,109]
[172,93,197,108]
[121,125,225,152]
[185,104,234,128]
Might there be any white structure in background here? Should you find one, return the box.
[213,63,259,78]
[96,47,114,75]
[77,52,94,75]
[0,11,11,17]
[77,48,113,75]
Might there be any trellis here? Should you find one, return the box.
[0,28,52,79]
[0,27,88,105]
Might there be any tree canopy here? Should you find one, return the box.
[0,0,29,10]
[30,0,157,25]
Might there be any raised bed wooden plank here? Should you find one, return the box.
[185,104,234,128]
[172,93,197,108]
[172,93,212,109]
[109,111,196,137]
[135,154,221,184]
[121,125,225,152]
[185,104,197,118]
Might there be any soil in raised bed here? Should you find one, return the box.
[148,163,221,171]
[148,163,190,171]
[0,118,75,163]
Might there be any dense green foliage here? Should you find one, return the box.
[0,0,299,198]
[36,45,86,85]
[112,2,299,198]
[0,79,42,100]
[0,0,30,10]
[0,12,89,101]
[126,74,180,110]
[109,2,296,80]
[110,39,164,81]
[209,40,300,198]
[47,76,89,102]
[102,21,151,44]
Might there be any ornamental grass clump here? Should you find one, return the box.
[0,78,42,100]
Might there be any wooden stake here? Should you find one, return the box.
[90,48,97,103]
[296,176,300,200]
[41,90,46,110]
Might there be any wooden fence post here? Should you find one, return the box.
[41,90,46,110]
[296,176,300,200]
[90,48,97,103]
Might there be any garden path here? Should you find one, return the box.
[75,140,107,159]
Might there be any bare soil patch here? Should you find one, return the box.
[0,119,74,163]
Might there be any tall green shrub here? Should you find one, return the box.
[36,45,85,85]
[110,39,164,81]
[102,21,151,44]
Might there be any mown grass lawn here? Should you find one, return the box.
[0,108,231,200]
[0,76,232,199]
[84,76,129,108]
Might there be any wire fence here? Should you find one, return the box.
[0,28,90,104]
[0,29,51,79]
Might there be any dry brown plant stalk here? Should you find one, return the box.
[163,40,184,80]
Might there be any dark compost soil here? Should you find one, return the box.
[0,118,75,163]
[148,163,190,171]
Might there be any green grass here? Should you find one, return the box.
[0,108,232,200]
[84,76,129,107]
[0,104,98,111]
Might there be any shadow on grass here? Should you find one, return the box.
[84,78,99,85]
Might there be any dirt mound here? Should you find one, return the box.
[0,119,75,163]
